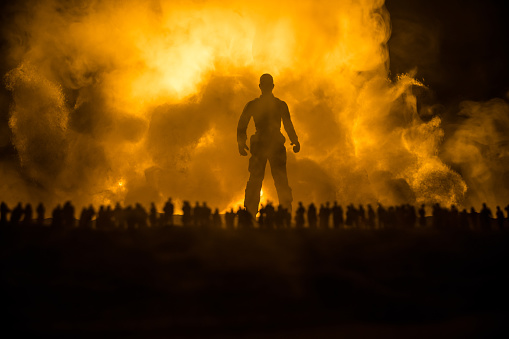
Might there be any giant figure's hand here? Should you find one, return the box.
[238,142,249,156]
[291,141,300,153]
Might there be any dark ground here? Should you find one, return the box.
[2,225,509,338]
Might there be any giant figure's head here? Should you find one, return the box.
[259,73,274,95]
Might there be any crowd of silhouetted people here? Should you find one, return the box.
[1,199,509,231]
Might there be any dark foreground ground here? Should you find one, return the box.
[2,226,509,338]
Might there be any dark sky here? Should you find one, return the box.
[386,0,509,104]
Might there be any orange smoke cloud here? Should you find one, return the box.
[2,0,472,211]
[443,98,509,208]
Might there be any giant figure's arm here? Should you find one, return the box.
[237,102,252,155]
[237,102,253,145]
[281,101,298,144]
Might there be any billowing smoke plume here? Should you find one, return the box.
[1,0,489,211]
[443,98,509,208]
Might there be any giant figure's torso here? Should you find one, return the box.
[237,93,298,151]
[250,95,285,137]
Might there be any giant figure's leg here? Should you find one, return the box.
[269,145,293,213]
[244,152,267,216]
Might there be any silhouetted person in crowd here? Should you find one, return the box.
[125,206,135,229]
[505,204,509,220]
[332,201,343,229]
[469,207,478,230]
[182,201,192,227]
[87,205,96,228]
[122,204,139,230]
[432,203,443,229]
[406,204,417,228]
[212,208,222,229]
[264,202,275,229]
[112,203,123,228]
[23,203,33,226]
[237,207,253,229]
[319,202,331,229]
[258,204,266,228]
[193,202,202,227]
[96,206,106,230]
[238,74,300,217]
[295,202,305,229]
[285,207,292,228]
[225,208,235,230]
[62,201,75,228]
[77,206,86,228]
[52,205,63,228]
[496,206,504,230]
[418,204,426,228]
[149,203,158,227]
[10,203,24,226]
[275,204,286,229]
[125,205,138,229]
[163,198,174,226]
[193,202,199,226]
[79,205,95,229]
[386,206,396,228]
[367,204,376,229]
[345,204,353,228]
[201,202,211,229]
[346,204,358,228]
[318,204,326,229]
[358,205,366,229]
[105,205,114,229]
[1,202,10,226]
[245,208,253,229]
[449,205,459,228]
[36,203,45,226]
[135,204,148,228]
[377,203,386,229]
[325,202,331,228]
[479,203,492,231]
[307,203,317,228]
[459,209,469,229]
[393,205,402,228]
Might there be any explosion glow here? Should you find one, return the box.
[1,0,508,211]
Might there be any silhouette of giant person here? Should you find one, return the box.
[237,74,300,216]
